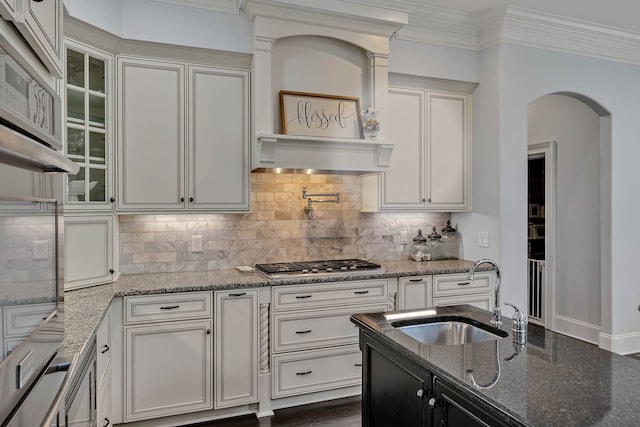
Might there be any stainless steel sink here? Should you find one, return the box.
[392,318,508,345]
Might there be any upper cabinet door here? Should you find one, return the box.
[14,0,64,78]
[117,57,185,211]
[187,66,249,211]
[380,88,426,210]
[426,92,470,211]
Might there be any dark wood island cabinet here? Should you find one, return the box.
[361,327,511,427]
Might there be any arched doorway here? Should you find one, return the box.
[527,93,611,345]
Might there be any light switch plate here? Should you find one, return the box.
[400,230,408,245]
[478,232,490,248]
[192,235,203,253]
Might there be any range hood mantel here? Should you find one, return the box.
[252,133,394,175]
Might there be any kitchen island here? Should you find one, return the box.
[352,305,640,427]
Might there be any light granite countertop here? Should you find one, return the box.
[63,260,490,378]
[62,259,486,374]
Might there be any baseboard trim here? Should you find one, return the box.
[599,331,640,355]
[553,315,600,345]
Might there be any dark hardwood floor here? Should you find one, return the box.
[187,396,361,427]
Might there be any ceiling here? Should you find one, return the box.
[416,0,640,34]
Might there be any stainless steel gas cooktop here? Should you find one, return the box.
[255,259,385,279]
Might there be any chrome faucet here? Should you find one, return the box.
[468,259,502,325]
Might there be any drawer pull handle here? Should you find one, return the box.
[230,292,246,297]
[457,282,470,286]
[354,290,369,295]
[295,295,312,299]
[101,344,110,354]
[206,329,211,335]
[354,363,362,367]
[103,418,110,427]
[409,279,423,282]
[296,330,312,334]
[160,305,180,310]
[296,370,312,376]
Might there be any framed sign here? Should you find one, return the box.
[280,91,364,139]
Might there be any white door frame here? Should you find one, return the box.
[528,141,557,331]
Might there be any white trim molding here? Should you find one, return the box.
[554,314,601,346]
[148,0,244,14]
[599,331,640,355]
[397,5,640,66]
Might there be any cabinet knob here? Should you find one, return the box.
[101,344,110,354]
[109,197,115,203]
[206,329,211,335]
[189,197,194,202]
[427,198,432,203]
[422,198,426,202]
[428,397,437,408]
[180,197,185,202]
[109,269,115,274]
[416,389,424,398]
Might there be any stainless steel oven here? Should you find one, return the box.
[0,15,78,427]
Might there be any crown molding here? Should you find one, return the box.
[148,0,243,14]
[397,5,640,65]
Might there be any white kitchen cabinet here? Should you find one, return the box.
[362,86,471,212]
[397,276,432,310]
[215,289,258,408]
[116,57,249,212]
[117,57,185,211]
[271,280,389,400]
[397,271,494,311]
[64,214,115,290]
[188,65,249,210]
[13,0,63,77]
[64,40,114,210]
[123,292,213,422]
[432,271,494,311]
[96,306,112,427]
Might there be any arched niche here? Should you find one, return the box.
[270,35,371,133]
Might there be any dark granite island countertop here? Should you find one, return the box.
[351,305,640,427]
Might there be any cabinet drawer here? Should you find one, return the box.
[124,292,212,324]
[433,272,493,297]
[272,345,362,398]
[272,303,388,353]
[433,293,493,311]
[4,303,55,337]
[272,280,388,311]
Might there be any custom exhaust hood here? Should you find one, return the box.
[252,133,394,175]
[247,0,415,174]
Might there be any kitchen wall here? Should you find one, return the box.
[119,173,450,274]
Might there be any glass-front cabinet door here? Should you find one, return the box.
[64,40,113,209]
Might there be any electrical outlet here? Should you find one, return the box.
[192,235,203,253]
[400,230,408,245]
[33,240,48,260]
[478,232,490,248]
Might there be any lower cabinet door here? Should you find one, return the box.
[214,289,258,408]
[433,377,509,427]
[125,320,213,421]
[363,340,429,427]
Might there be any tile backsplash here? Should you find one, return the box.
[119,174,451,274]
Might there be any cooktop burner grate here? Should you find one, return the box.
[255,259,384,278]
